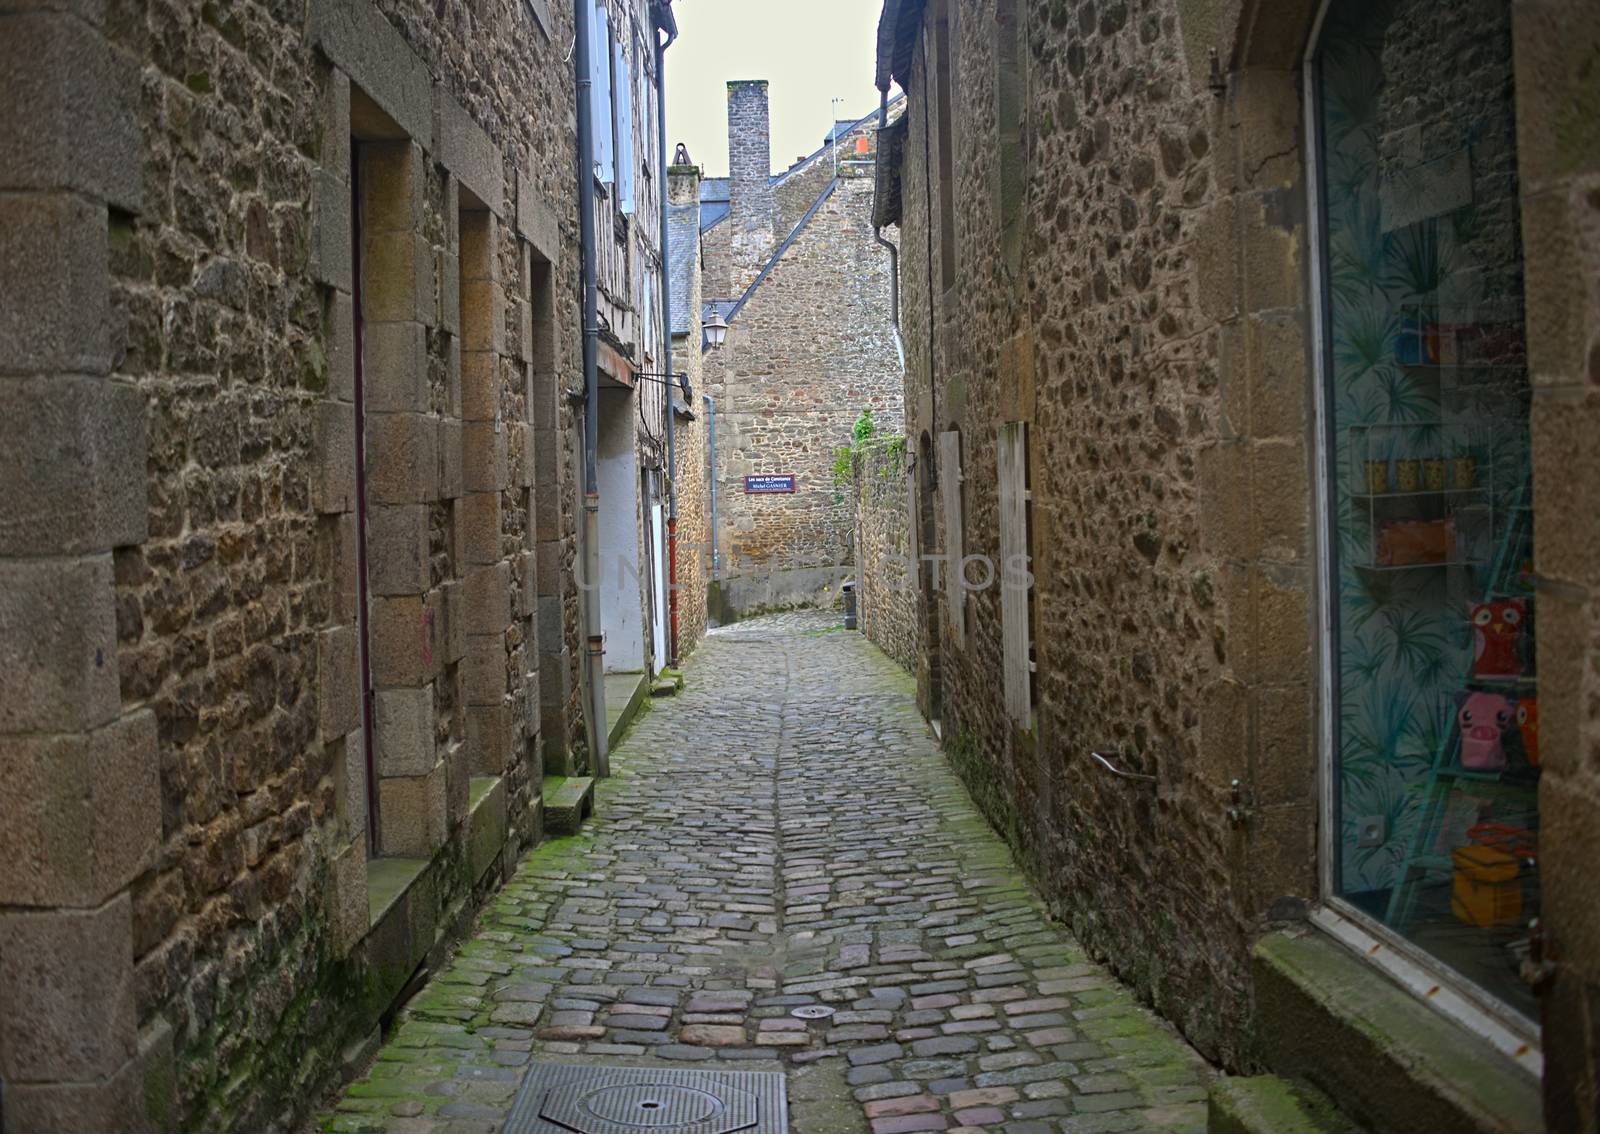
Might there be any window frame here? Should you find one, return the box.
[1300,0,1544,1064]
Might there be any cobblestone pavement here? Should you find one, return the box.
[323,613,1211,1133]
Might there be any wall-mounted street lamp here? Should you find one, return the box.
[704,309,728,350]
[634,369,692,402]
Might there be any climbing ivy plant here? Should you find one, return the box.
[832,409,907,486]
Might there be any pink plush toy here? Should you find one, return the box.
[1458,691,1513,770]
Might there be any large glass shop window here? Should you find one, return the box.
[1315,0,1537,1020]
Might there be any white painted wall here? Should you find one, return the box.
[598,389,645,672]
[650,499,669,670]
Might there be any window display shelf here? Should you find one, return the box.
[1383,483,1537,936]
[1400,363,1525,376]
[1348,489,1486,502]
[1352,560,1474,573]
[1468,674,1537,691]
[1433,765,1512,783]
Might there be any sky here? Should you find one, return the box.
[663,0,889,178]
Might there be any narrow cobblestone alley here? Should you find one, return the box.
[322,613,1211,1134]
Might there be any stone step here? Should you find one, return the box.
[542,776,594,836]
[1208,1075,1358,1134]
[1253,930,1542,1134]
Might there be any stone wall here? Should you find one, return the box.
[668,164,710,658]
[0,0,585,1123]
[1515,1,1600,1127]
[886,0,1319,1068]
[881,0,1600,1096]
[854,441,918,675]
[673,409,711,655]
[700,105,904,620]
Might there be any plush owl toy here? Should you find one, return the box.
[1470,599,1526,678]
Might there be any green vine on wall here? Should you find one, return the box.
[832,409,908,485]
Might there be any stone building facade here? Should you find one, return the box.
[698,83,906,619]
[585,0,675,704]
[873,0,1598,1128]
[853,441,918,675]
[667,162,711,658]
[0,0,675,1127]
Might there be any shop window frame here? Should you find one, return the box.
[1300,0,1544,1068]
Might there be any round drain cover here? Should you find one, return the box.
[581,1083,722,1127]
[540,1078,761,1134]
[790,1004,834,1020]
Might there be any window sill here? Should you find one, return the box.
[366,854,428,927]
[1255,922,1542,1133]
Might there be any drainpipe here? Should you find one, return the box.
[703,392,718,580]
[654,1,680,667]
[872,89,905,372]
[873,229,904,371]
[576,0,608,777]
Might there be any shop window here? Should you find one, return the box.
[1312,0,1537,1022]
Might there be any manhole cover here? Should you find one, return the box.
[506,1063,786,1134]
[544,1081,756,1131]
[789,1005,834,1020]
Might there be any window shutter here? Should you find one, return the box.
[616,43,635,213]
[938,430,964,647]
[997,422,1032,727]
[591,2,614,184]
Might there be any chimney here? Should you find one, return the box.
[668,144,700,206]
[726,80,775,287]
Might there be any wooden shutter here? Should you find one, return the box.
[938,430,964,647]
[615,41,635,213]
[591,3,614,184]
[997,422,1032,727]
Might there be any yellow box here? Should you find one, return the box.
[1450,845,1522,929]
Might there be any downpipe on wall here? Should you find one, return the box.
[576,0,608,776]
[874,228,904,371]
[873,89,905,372]
[654,1,679,667]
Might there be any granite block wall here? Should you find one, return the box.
[700,105,905,617]
[854,441,918,675]
[0,0,584,1122]
[881,0,1600,1104]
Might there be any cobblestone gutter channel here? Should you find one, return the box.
[321,612,1212,1133]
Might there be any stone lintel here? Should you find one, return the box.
[307,0,434,150]
[433,85,503,215]
[517,165,561,264]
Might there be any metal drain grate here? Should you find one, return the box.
[504,1062,787,1134]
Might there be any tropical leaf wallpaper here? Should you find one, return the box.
[1317,0,1535,898]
